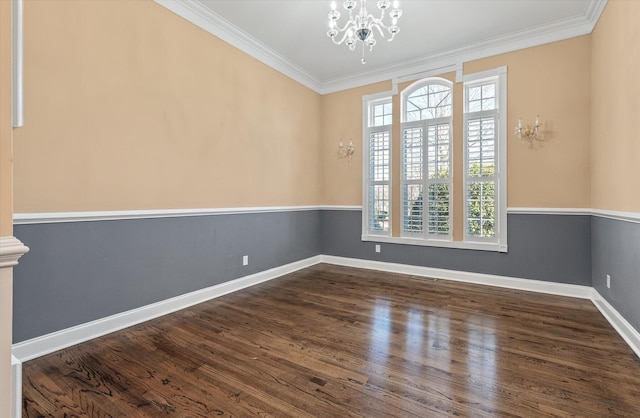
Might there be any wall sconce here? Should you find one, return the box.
[515,115,541,146]
[338,138,355,163]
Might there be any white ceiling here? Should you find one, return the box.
[156,0,606,93]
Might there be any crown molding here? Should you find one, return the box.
[155,0,607,95]
[320,0,608,93]
[585,0,609,29]
[154,0,323,93]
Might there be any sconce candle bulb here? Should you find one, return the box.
[338,138,355,164]
[515,115,542,147]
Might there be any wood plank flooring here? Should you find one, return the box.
[22,264,640,417]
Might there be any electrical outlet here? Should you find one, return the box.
[243,255,248,266]
[606,274,611,289]
[375,244,381,253]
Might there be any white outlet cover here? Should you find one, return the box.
[243,255,248,266]
[375,244,381,253]
[606,274,611,288]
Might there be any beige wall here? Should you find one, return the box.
[466,36,592,209]
[13,1,634,216]
[591,0,640,212]
[321,81,390,206]
[13,0,322,212]
[322,36,592,209]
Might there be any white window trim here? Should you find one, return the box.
[462,66,508,251]
[361,234,506,252]
[360,67,508,253]
[362,93,393,239]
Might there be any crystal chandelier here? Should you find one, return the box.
[327,0,403,64]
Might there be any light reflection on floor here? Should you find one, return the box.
[369,298,392,367]
[405,308,423,363]
[369,298,500,411]
[467,315,497,411]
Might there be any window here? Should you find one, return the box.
[401,79,453,240]
[363,98,392,236]
[463,70,506,246]
[361,67,507,252]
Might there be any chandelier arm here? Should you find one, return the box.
[331,30,354,45]
[334,22,356,33]
[371,23,393,41]
[328,7,359,36]
[325,0,402,59]
[370,17,392,30]
[343,12,363,33]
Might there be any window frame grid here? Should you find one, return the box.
[400,115,453,240]
[363,96,393,238]
[462,69,507,249]
[403,79,453,122]
[361,68,507,253]
[464,114,497,241]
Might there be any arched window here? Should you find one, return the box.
[361,67,507,252]
[401,78,453,238]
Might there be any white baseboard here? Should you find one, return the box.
[321,255,639,358]
[591,290,640,359]
[321,255,594,299]
[12,254,639,363]
[11,355,21,418]
[12,256,322,362]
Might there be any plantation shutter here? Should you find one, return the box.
[464,80,498,240]
[365,99,392,236]
[401,79,452,239]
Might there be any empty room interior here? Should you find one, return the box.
[1,0,640,416]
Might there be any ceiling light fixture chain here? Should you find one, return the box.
[326,0,402,64]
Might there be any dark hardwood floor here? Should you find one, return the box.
[22,264,640,417]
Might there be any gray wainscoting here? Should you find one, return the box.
[591,216,640,332]
[13,209,599,344]
[13,210,321,343]
[321,210,592,286]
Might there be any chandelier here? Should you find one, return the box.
[327,0,403,64]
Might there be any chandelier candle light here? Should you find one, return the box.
[327,0,402,64]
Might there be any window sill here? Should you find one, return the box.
[362,234,508,253]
